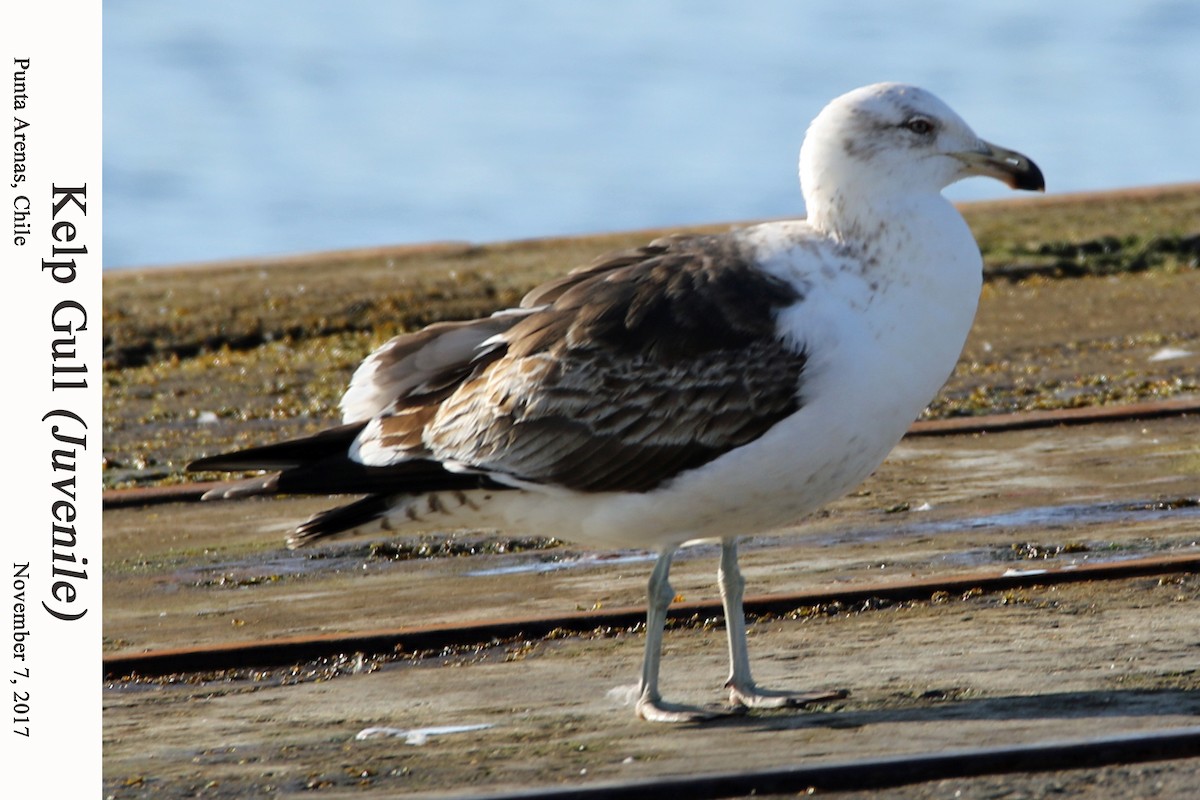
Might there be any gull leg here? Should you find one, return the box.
[719,537,848,709]
[634,547,722,723]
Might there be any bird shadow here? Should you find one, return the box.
[706,687,1200,733]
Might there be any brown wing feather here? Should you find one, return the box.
[513,234,802,359]
[365,233,808,493]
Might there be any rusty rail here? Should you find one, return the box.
[103,396,1200,510]
[104,552,1200,680]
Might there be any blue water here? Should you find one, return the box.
[104,1,1200,269]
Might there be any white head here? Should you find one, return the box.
[799,83,1043,236]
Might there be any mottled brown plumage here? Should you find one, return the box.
[191,233,808,532]
[359,234,808,495]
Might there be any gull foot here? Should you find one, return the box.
[635,695,741,724]
[726,682,849,710]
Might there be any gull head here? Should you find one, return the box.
[799,83,1044,233]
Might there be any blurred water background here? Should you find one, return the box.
[104,1,1200,269]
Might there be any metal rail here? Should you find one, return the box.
[906,395,1200,437]
[102,396,1200,510]
[103,552,1200,680]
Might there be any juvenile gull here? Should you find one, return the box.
[190,83,1044,723]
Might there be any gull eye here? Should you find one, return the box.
[903,117,935,136]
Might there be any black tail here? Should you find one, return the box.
[187,422,367,473]
[188,423,508,544]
